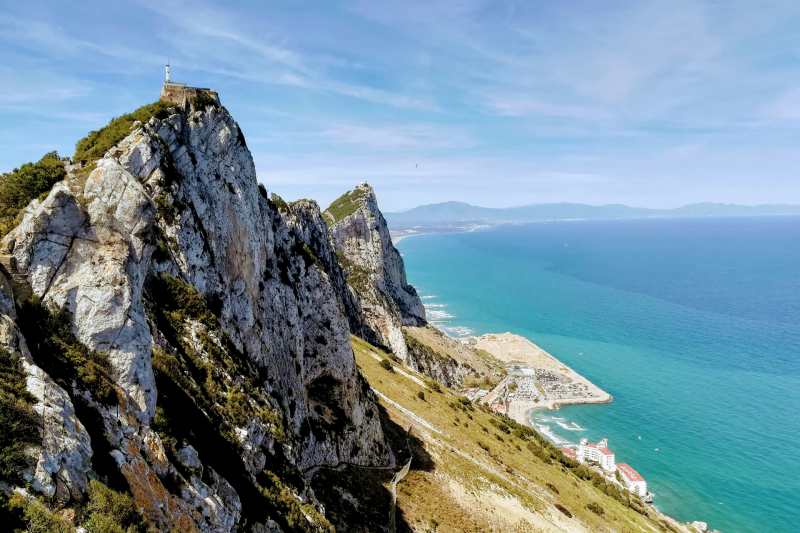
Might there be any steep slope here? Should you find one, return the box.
[323,184,425,361]
[0,99,387,532]
[334,335,701,533]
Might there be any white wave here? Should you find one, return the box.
[424,304,448,308]
[421,295,437,299]
[555,419,586,432]
[535,423,574,447]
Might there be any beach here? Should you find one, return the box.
[468,332,611,425]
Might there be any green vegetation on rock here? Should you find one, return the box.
[18,296,117,405]
[3,480,150,533]
[148,273,330,533]
[83,480,151,533]
[323,187,366,225]
[0,348,40,484]
[73,101,172,163]
[0,151,67,237]
[270,192,288,212]
[189,91,220,113]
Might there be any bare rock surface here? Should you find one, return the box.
[0,101,388,532]
[324,183,426,360]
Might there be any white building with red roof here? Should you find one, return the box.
[561,448,579,460]
[577,438,616,471]
[616,463,648,497]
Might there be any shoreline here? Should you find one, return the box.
[467,332,612,426]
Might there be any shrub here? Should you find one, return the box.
[417,391,426,401]
[9,494,74,533]
[259,471,334,533]
[379,359,393,372]
[84,480,151,533]
[74,101,172,163]
[270,193,288,212]
[17,296,117,404]
[0,151,66,237]
[545,482,559,494]
[0,349,40,484]
[190,91,220,113]
[554,503,572,518]
[586,502,604,515]
[423,377,442,393]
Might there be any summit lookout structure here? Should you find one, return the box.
[159,63,219,106]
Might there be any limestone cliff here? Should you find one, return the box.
[323,184,425,361]
[0,100,387,532]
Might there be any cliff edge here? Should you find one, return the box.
[323,184,425,361]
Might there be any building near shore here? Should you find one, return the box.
[578,438,616,471]
[561,448,579,460]
[616,463,648,497]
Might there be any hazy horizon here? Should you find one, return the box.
[387,199,800,214]
[3,1,800,211]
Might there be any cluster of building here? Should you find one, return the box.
[561,438,648,498]
[540,380,595,400]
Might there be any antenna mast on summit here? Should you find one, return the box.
[166,58,170,83]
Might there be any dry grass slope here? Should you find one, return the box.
[350,335,682,533]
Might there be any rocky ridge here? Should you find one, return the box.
[0,99,388,532]
[323,184,426,362]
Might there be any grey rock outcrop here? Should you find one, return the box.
[403,327,475,388]
[324,184,426,361]
[1,100,388,532]
[0,286,93,501]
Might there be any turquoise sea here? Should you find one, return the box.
[395,217,800,533]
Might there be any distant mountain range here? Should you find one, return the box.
[385,201,800,227]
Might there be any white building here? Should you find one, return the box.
[577,438,616,471]
[616,463,648,497]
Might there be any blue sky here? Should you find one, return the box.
[2,0,800,211]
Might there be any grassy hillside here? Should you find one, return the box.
[334,335,688,533]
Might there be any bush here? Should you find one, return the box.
[417,391,426,401]
[270,193,288,212]
[190,91,219,113]
[18,296,117,404]
[84,480,151,533]
[423,378,441,393]
[74,101,172,163]
[0,349,40,484]
[0,151,66,237]
[259,471,334,533]
[554,503,572,518]
[10,494,74,533]
[379,359,393,372]
[586,502,604,515]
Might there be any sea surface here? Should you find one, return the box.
[395,217,800,533]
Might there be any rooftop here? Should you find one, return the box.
[616,463,645,482]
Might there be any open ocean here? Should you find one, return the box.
[395,217,800,533]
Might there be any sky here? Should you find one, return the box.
[2,0,800,212]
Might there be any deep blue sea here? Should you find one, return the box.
[396,217,800,533]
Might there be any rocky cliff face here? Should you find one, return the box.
[0,101,387,532]
[323,185,425,361]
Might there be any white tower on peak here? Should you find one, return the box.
[166,61,170,83]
